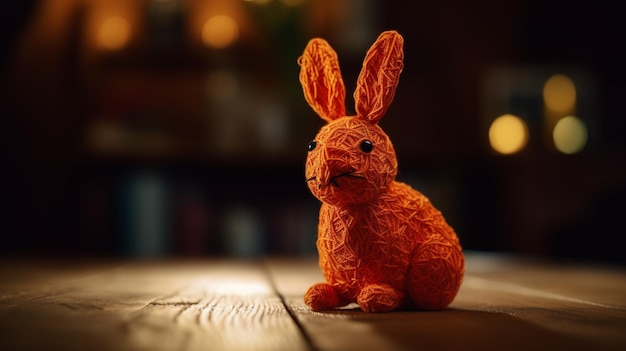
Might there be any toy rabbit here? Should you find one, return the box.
[298,30,464,312]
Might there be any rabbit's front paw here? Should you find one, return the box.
[357,284,404,313]
[304,283,342,311]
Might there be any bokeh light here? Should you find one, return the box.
[98,16,131,51]
[553,116,587,154]
[489,114,528,154]
[202,15,239,49]
[543,74,576,115]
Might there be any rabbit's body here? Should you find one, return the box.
[299,31,464,312]
[316,180,462,310]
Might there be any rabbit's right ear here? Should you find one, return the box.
[354,31,404,125]
[298,38,346,122]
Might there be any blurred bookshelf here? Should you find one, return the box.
[2,0,625,264]
[77,55,319,258]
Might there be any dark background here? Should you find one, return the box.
[1,0,624,263]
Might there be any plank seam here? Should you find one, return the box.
[263,261,319,351]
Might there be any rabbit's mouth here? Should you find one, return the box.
[307,171,366,189]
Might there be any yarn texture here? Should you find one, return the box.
[299,30,464,313]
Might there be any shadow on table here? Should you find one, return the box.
[308,307,619,351]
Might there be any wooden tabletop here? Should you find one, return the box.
[0,252,624,351]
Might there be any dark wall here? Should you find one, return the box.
[1,0,624,264]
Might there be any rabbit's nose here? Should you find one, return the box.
[318,152,350,186]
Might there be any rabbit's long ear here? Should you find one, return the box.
[354,31,404,124]
[298,38,346,122]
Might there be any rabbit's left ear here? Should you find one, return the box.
[354,31,404,124]
[298,38,346,123]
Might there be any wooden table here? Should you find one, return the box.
[1,252,624,351]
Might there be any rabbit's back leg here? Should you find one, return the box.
[406,233,464,310]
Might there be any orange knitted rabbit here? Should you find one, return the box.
[299,30,464,312]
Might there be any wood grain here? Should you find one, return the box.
[265,253,626,351]
[1,253,624,351]
[0,259,309,351]
[121,260,308,351]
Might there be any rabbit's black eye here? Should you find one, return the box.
[307,141,317,152]
[360,140,373,153]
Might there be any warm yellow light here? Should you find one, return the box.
[553,116,587,154]
[543,74,576,114]
[489,114,528,154]
[202,15,239,49]
[99,16,131,51]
